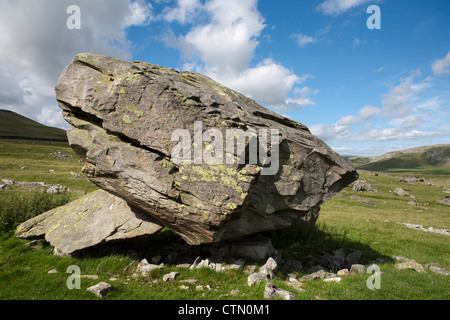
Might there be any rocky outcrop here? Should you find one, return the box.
[15,190,163,255]
[51,53,358,246]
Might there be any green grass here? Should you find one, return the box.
[0,191,71,233]
[0,140,449,300]
[0,139,98,193]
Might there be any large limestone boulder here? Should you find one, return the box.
[54,53,358,245]
[15,190,163,255]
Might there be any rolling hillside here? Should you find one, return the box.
[0,109,67,142]
[350,144,450,174]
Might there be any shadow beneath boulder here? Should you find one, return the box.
[71,218,393,279]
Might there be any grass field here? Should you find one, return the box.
[1,139,449,300]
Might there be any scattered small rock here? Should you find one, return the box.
[259,257,278,279]
[401,223,450,236]
[286,280,305,292]
[264,282,295,300]
[337,269,349,277]
[436,196,450,206]
[280,259,303,273]
[51,151,72,159]
[86,282,112,298]
[151,255,161,264]
[349,195,375,207]
[352,180,377,192]
[428,266,450,276]
[230,288,240,296]
[247,272,268,287]
[80,274,99,280]
[349,264,365,275]
[298,269,327,283]
[26,240,41,246]
[323,277,341,283]
[163,271,180,282]
[394,187,414,198]
[333,248,346,261]
[48,269,58,274]
[136,259,163,276]
[46,186,60,194]
[180,278,198,285]
[392,256,410,262]
[345,250,362,265]
[395,259,425,273]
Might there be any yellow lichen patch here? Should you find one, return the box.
[74,208,91,222]
[180,74,197,83]
[227,202,237,210]
[125,105,143,118]
[119,89,126,94]
[123,115,132,124]
[97,75,113,84]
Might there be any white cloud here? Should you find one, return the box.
[400,115,423,129]
[164,0,318,111]
[291,33,316,48]
[170,0,265,74]
[123,0,154,27]
[432,51,450,76]
[209,59,302,106]
[317,0,370,15]
[381,71,431,118]
[0,0,153,128]
[162,0,202,24]
[352,37,367,48]
[310,70,450,145]
[291,26,330,48]
[336,105,380,127]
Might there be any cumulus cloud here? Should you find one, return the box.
[291,33,317,48]
[0,0,153,128]
[317,0,370,15]
[432,51,450,76]
[381,71,431,118]
[162,0,203,24]
[310,69,450,146]
[163,0,318,111]
[336,105,380,127]
[291,26,330,48]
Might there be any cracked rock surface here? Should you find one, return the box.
[51,53,358,246]
[15,190,163,255]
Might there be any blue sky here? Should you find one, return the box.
[0,0,449,156]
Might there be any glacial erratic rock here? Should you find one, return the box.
[15,190,163,255]
[55,53,358,245]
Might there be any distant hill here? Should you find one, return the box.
[0,109,67,142]
[349,144,450,174]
